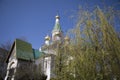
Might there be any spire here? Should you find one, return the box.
[52,14,62,33]
[52,14,63,41]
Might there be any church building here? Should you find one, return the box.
[4,15,70,80]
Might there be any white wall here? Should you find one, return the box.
[4,59,18,80]
[44,57,51,80]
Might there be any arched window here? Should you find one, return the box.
[9,62,15,69]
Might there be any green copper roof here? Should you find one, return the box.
[16,39,34,61]
[52,22,62,33]
[33,49,44,59]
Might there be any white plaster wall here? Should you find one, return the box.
[44,57,51,80]
[10,59,18,69]
[5,58,18,80]
[43,50,56,55]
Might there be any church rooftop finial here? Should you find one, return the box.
[55,15,60,19]
[55,11,60,19]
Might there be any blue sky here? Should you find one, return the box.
[0,0,120,49]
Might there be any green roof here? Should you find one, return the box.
[52,23,62,33]
[16,39,34,61]
[33,49,44,59]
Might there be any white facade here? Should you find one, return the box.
[44,57,51,80]
[5,45,17,80]
[5,58,18,80]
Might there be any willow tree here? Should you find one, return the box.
[52,6,120,80]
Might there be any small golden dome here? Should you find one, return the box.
[55,15,60,19]
[55,32,60,35]
[64,36,70,41]
[45,35,50,41]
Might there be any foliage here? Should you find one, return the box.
[15,63,47,80]
[0,40,12,51]
[0,36,28,51]
[0,75,3,80]
[52,6,120,80]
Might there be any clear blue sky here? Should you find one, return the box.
[0,0,120,49]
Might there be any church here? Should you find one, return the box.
[4,15,70,80]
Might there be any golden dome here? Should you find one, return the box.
[64,36,70,41]
[45,35,50,41]
[55,15,60,19]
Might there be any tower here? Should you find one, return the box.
[42,14,64,80]
[52,15,63,41]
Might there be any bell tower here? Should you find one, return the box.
[52,15,63,41]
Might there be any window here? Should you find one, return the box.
[45,61,47,69]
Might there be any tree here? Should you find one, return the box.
[0,40,12,51]
[0,36,28,51]
[52,6,120,80]
[15,63,47,80]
